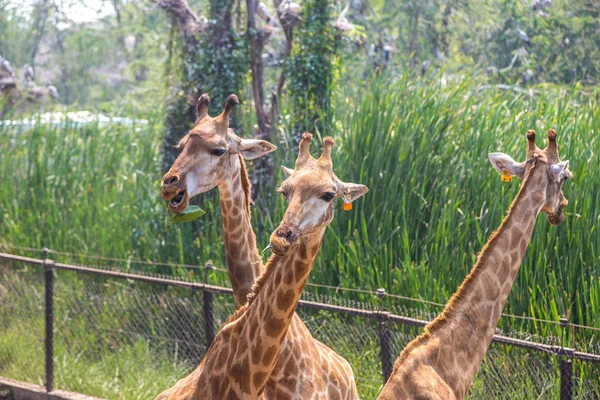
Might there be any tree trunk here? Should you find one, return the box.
[30,0,50,68]
[247,0,270,140]
[440,3,452,57]
[272,0,296,100]
[409,1,423,69]
[246,0,275,201]
[157,0,245,170]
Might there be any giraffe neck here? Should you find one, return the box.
[164,228,327,399]
[401,165,547,396]
[218,154,262,307]
[220,228,326,397]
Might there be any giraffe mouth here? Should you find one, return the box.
[270,235,294,255]
[547,208,565,226]
[169,190,187,212]
[547,198,567,226]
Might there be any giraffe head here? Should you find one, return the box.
[161,94,276,212]
[270,133,368,255]
[488,129,573,226]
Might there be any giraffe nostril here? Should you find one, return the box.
[276,229,292,239]
[278,229,298,243]
[164,176,179,186]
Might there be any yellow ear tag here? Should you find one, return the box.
[343,201,352,211]
[501,170,513,182]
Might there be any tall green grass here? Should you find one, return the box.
[0,75,598,348]
[318,77,600,340]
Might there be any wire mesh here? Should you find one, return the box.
[573,358,600,399]
[1,255,599,399]
[296,301,384,399]
[0,262,45,385]
[468,340,560,399]
[50,269,204,397]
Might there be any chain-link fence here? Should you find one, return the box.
[1,250,599,400]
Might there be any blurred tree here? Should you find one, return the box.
[158,0,247,170]
[489,0,599,84]
[2,0,598,122]
[1,0,172,113]
[287,0,337,140]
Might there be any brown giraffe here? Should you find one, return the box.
[157,133,368,399]
[162,93,275,306]
[379,129,572,400]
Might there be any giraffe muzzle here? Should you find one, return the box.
[547,197,567,226]
[547,207,565,226]
[161,171,189,213]
[270,227,299,255]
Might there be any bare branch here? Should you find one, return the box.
[153,0,206,45]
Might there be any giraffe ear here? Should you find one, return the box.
[549,160,571,183]
[488,153,525,179]
[335,179,369,203]
[281,166,294,177]
[238,138,276,160]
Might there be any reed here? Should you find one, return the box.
[1,74,598,345]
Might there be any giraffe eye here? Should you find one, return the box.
[278,189,288,200]
[321,192,336,202]
[210,148,227,157]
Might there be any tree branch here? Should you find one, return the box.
[153,0,206,45]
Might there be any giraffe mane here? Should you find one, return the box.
[224,253,280,324]
[237,153,252,217]
[393,159,539,368]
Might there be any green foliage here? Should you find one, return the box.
[484,0,600,84]
[287,0,337,138]
[0,0,29,65]
[1,77,599,344]
[162,0,247,169]
[321,75,600,335]
[355,0,599,85]
[167,206,206,225]
[0,0,172,113]
[55,27,117,105]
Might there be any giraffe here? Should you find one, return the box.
[162,93,275,306]
[157,133,368,399]
[378,129,573,400]
[161,95,360,398]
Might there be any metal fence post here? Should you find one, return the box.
[377,288,393,384]
[559,317,573,400]
[42,248,54,393]
[560,357,573,400]
[203,261,215,345]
